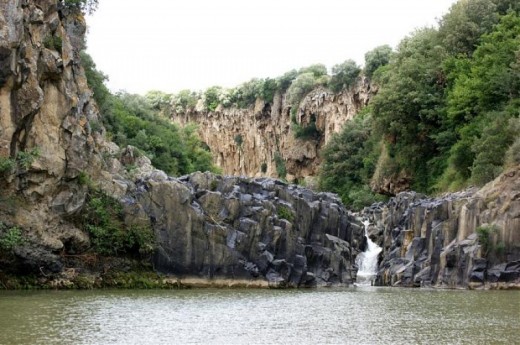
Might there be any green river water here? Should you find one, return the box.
[0,287,518,345]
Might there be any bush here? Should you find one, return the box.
[286,72,317,109]
[504,136,520,167]
[204,86,221,112]
[476,224,497,255]
[82,190,154,256]
[274,152,287,179]
[364,45,393,78]
[319,112,383,209]
[61,0,98,14]
[261,78,278,103]
[77,171,92,186]
[0,224,24,251]
[43,35,62,52]
[0,156,15,175]
[276,69,298,91]
[234,134,243,147]
[173,89,199,113]
[260,162,267,173]
[328,59,361,92]
[277,205,294,222]
[292,116,320,140]
[470,113,518,185]
[16,148,40,170]
[299,64,328,78]
[347,185,387,211]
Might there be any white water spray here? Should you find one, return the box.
[355,220,382,286]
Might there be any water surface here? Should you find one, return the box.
[0,287,518,344]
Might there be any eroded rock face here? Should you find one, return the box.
[125,171,361,287]
[362,165,520,289]
[172,81,373,182]
[0,0,121,273]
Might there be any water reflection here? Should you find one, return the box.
[0,288,518,344]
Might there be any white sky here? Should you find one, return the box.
[86,0,458,95]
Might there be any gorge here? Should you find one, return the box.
[0,0,519,292]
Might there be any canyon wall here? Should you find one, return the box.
[362,165,520,289]
[172,82,373,183]
[1,1,518,290]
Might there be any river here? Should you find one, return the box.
[0,287,518,345]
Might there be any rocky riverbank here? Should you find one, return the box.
[1,0,518,290]
[360,164,520,289]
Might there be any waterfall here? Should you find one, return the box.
[355,220,382,286]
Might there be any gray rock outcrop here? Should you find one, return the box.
[361,165,520,289]
[124,171,361,287]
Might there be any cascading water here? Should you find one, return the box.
[355,220,382,286]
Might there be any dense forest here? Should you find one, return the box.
[81,0,519,210]
[320,0,520,209]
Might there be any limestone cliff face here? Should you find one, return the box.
[0,0,124,271]
[362,164,520,289]
[172,80,373,183]
[1,1,518,290]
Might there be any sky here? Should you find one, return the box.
[86,0,458,95]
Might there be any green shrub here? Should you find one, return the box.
[276,69,298,91]
[328,59,361,92]
[61,0,98,14]
[0,225,24,251]
[364,45,393,78]
[274,152,287,179]
[504,136,520,167]
[476,224,497,254]
[292,121,320,140]
[470,113,518,186]
[16,148,40,170]
[299,64,328,78]
[319,112,383,210]
[89,119,102,133]
[277,205,294,222]
[234,134,243,147]
[82,190,154,257]
[204,86,221,112]
[77,171,92,186]
[260,162,267,173]
[286,72,317,109]
[43,35,62,52]
[261,78,278,103]
[0,156,15,175]
[173,89,199,113]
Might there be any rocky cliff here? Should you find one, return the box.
[0,1,364,288]
[362,164,520,289]
[124,166,363,287]
[0,0,113,268]
[1,0,518,290]
[172,82,373,183]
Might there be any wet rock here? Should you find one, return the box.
[127,172,358,287]
[361,165,520,289]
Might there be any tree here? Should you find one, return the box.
[438,0,499,56]
[80,51,110,108]
[61,0,99,14]
[364,45,393,78]
[372,28,447,191]
[204,86,222,112]
[299,64,328,78]
[319,112,383,210]
[328,59,361,92]
[286,72,318,108]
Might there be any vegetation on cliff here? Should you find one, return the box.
[321,1,520,209]
[81,52,218,176]
[79,0,518,212]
